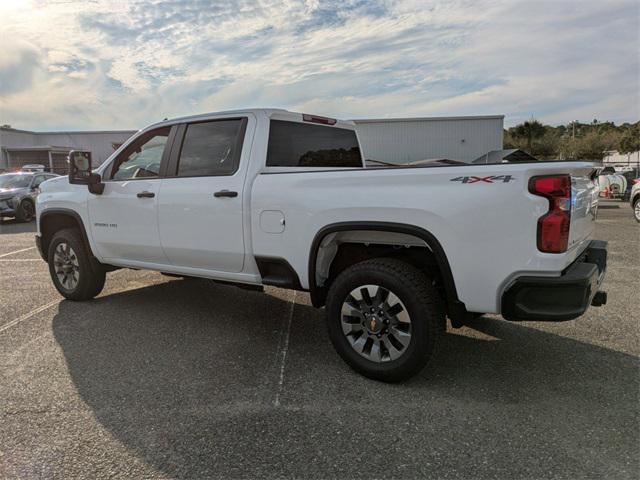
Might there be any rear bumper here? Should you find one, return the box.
[501,240,607,321]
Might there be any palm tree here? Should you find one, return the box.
[513,119,546,152]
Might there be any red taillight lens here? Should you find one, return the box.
[529,175,571,253]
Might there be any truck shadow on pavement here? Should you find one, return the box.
[52,278,639,479]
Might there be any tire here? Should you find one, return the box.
[634,197,640,223]
[48,228,106,300]
[326,257,445,382]
[15,199,35,222]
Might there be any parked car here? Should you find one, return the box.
[35,109,608,382]
[621,169,640,201]
[630,179,640,223]
[0,172,59,222]
[21,164,48,172]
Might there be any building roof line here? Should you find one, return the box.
[2,146,73,152]
[351,115,505,123]
[1,128,137,135]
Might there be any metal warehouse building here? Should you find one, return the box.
[0,126,136,174]
[352,115,504,164]
[1,114,505,173]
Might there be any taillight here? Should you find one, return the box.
[529,175,571,253]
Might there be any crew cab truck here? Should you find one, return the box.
[35,109,608,382]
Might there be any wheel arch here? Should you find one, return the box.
[39,209,94,262]
[308,221,468,323]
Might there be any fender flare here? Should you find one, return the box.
[307,221,467,321]
[39,208,94,261]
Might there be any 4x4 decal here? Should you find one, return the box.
[450,175,515,184]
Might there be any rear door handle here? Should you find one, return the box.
[214,190,238,198]
[137,191,155,198]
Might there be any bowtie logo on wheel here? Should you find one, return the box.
[450,175,515,184]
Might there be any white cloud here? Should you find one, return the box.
[0,0,637,130]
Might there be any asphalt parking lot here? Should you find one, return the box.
[0,203,638,479]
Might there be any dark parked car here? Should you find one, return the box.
[0,172,59,222]
[630,179,640,223]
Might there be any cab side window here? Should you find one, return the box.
[175,119,245,177]
[110,127,170,181]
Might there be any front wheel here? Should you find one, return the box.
[326,258,445,382]
[48,228,106,300]
[634,197,640,223]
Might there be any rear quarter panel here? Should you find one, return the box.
[251,162,598,314]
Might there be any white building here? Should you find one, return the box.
[603,150,640,169]
[352,115,504,164]
[0,126,136,174]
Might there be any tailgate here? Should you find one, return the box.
[569,169,599,252]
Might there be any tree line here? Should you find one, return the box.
[504,119,640,161]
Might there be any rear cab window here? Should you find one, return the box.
[266,120,362,168]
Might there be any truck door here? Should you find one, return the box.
[157,117,250,272]
[87,126,173,265]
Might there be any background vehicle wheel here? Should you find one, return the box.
[634,198,640,223]
[326,257,445,382]
[15,200,35,222]
[48,228,106,300]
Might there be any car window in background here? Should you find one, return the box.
[266,120,362,168]
[0,174,32,189]
[176,120,245,177]
[111,127,170,181]
[32,175,47,188]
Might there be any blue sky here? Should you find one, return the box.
[0,0,638,130]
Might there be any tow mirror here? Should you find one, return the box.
[68,151,104,194]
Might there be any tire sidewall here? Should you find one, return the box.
[326,264,439,380]
[634,198,640,223]
[48,231,86,298]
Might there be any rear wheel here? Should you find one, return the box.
[15,200,35,222]
[326,258,445,382]
[634,197,640,223]
[48,228,106,300]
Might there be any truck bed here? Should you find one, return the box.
[251,161,599,314]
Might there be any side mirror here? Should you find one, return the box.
[68,151,104,194]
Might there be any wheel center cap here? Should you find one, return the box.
[368,316,382,333]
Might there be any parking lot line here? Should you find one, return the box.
[0,259,42,262]
[0,246,36,258]
[273,290,296,407]
[0,300,59,335]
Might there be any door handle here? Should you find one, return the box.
[137,191,155,198]
[214,190,238,198]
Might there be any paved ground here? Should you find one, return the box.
[0,202,638,479]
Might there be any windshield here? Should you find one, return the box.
[0,174,31,189]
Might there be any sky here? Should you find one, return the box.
[0,0,638,131]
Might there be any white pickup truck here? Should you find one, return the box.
[35,109,608,381]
